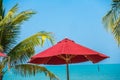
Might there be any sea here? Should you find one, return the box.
[3,64,120,80]
[46,64,120,80]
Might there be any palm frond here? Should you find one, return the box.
[103,1,120,31]
[5,4,18,18]
[11,10,36,25]
[0,0,5,20]
[0,45,3,52]
[7,31,54,65]
[39,31,55,46]
[0,25,20,53]
[113,0,120,2]
[112,20,120,45]
[0,64,4,73]
[0,6,35,53]
[103,10,115,31]
[103,1,120,45]
[13,64,59,80]
[0,4,18,26]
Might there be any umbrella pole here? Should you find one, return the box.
[66,63,69,80]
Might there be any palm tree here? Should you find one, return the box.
[103,0,120,45]
[0,0,58,80]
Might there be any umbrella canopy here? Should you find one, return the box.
[0,52,6,57]
[29,38,109,80]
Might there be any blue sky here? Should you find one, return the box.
[4,0,120,64]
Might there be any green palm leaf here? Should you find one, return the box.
[7,31,54,65]
[0,45,3,52]
[103,10,115,31]
[0,1,58,80]
[0,0,5,20]
[13,64,59,80]
[113,0,120,2]
[0,0,5,21]
[112,20,120,44]
[11,10,36,25]
[0,4,18,26]
[0,64,4,73]
[103,1,120,45]
[0,5,35,53]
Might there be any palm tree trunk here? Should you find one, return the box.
[0,74,3,80]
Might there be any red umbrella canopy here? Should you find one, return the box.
[0,52,6,57]
[29,38,109,64]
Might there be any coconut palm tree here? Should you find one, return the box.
[0,0,58,80]
[103,0,120,45]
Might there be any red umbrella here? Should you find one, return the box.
[29,38,109,80]
[0,52,6,57]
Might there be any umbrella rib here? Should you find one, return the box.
[57,55,66,61]
[69,55,76,60]
[45,57,52,64]
[84,55,93,62]
[57,54,76,63]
